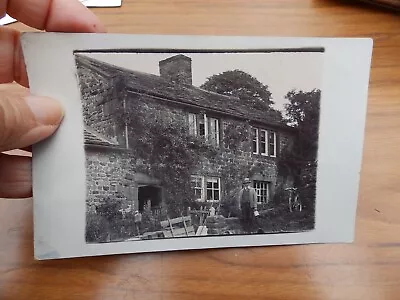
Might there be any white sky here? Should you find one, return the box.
[82,52,323,111]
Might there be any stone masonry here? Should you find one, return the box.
[75,53,295,215]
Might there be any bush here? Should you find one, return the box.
[219,196,240,218]
[141,205,159,233]
[86,199,136,243]
[86,212,110,243]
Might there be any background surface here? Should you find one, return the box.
[0,0,399,299]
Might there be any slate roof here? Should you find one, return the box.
[83,127,119,147]
[75,54,290,129]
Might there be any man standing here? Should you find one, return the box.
[134,210,142,236]
[238,178,258,233]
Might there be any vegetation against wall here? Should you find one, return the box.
[116,95,220,218]
[277,89,321,214]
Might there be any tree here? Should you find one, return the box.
[200,69,276,113]
[284,89,320,160]
[278,89,321,213]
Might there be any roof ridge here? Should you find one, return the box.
[76,55,288,129]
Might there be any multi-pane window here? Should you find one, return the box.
[191,175,221,203]
[206,177,220,202]
[268,131,277,157]
[252,127,259,154]
[252,127,277,157]
[190,175,203,201]
[198,115,206,137]
[188,113,220,146]
[207,117,219,146]
[260,129,268,156]
[188,113,197,136]
[253,180,270,204]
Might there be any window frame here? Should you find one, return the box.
[252,126,277,158]
[253,180,270,204]
[207,116,220,146]
[260,129,268,156]
[252,127,259,154]
[206,177,221,203]
[191,175,221,203]
[269,131,277,158]
[188,113,198,136]
[190,175,204,201]
[188,112,220,146]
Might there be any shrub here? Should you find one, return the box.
[86,212,110,243]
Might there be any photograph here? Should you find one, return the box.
[21,33,372,259]
[75,49,323,244]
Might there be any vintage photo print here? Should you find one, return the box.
[75,50,323,243]
[21,34,372,259]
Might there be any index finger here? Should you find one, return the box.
[6,0,105,32]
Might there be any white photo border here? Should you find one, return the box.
[21,33,373,260]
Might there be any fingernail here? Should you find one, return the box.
[24,95,64,126]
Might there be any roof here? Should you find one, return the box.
[83,127,120,147]
[75,54,291,130]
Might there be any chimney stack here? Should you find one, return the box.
[159,54,192,86]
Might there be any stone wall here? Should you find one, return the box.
[75,57,127,147]
[124,92,294,208]
[85,147,134,211]
[76,58,295,213]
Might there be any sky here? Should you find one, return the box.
[82,52,324,111]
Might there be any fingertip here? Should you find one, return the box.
[24,95,64,126]
[46,0,107,33]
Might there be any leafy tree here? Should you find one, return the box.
[200,70,280,118]
[278,89,321,213]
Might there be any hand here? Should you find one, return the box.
[0,0,105,198]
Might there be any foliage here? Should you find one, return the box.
[86,212,110,243]
[117,96,218,218]
[219,196,240,218]
[95,199,123,222]
[200,70,282,121]
[222,120,251,153]
[141,203,160,233]
[86,199,129,243]
[277,89,321,212]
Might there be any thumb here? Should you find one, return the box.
[0,92,64,152]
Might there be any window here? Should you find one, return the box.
[191,175,203,201]
[253,181,270,204]
[188,113,197,136]
[252,128,259,154]
[252,126,277,157]
[188,113,220,146]
[191,175,221,203]
[198,115,206,137]
[206,177,220,202]
[260,129,268,156]
[208,117,220,146]
[269,131,277,157]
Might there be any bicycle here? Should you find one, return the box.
[284,187,303,212]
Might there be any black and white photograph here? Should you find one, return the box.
[21,33,372,259]
[74,49,323,244]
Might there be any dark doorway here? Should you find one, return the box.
[138,185,162,212]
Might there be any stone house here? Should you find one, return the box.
[75,53,295,216]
